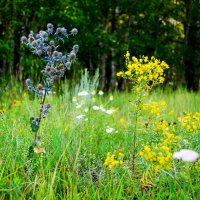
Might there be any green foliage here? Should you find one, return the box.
[0,0,199,90]
[0,82,199,199]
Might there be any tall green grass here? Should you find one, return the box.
[0,82,199,199]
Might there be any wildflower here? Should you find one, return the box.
[106,127,114,133]
[76,114,85,119]
[72,96,77,102]
[84,108,89,113]
[98,90,104,95]
[116,71,123,77]
[71,28,78,36]
[73,44,79,53]
[91,90,96,95]
[109,96,113,101]
[78,91,89,96]
[93,105,100,110]
[173,149,199,163]
[99,105,106,112]
[76,103,82,109]
[106,109,115,115]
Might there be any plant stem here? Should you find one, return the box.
[133,111,138,172]
[34,88,47,140]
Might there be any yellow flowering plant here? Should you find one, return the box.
[104,150,124,170]
[117,51,169,95]
[117,51,170,171]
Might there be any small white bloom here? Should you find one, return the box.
[98,90,104,95]
[72,96,77,102]
[172,149,199,163]
[84,108,89,113]
[100,106,106,112]
[78,91,89,96]
[91,90,96,95]
[106,109,115,115]
[106,127,114,134]
[76,103,82,109]
[76,114,85,119]
[109,96,113,101]
[93,105,100,110]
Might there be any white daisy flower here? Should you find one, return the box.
[78,91,89,96]
[98,90,104,95]
[93,105,100,110]
[109,96,113,101]
[106,127,114,134]
[76,114,85,119]
[106,109,115,114]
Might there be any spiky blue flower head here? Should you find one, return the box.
[73,44,79,53]
[69,51,76,61]
[47,23,54,29]
[71,28,78,36]
[21,36,27,43]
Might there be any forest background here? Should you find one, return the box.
[0,0,200,91]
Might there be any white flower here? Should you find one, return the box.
[172,149,199,163]
[106,127,114,133]
[84,108,89,113]
[72,96,77,102]
[91,90,96,95]
[106,109,115,114]
[98,90,104,95]
[76,114,85,119]
[100,106,106,112]
[109,96,113,101]
[76,103,82,109]
[78,91,89,96]
[93,105,100,110]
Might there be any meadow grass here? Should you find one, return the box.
[0,84,199,199]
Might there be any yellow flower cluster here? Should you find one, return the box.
[117,51,169,89]
[140,117,180,171]
[139,144,172,171]
[104,151,124,170]
[143,100,167,117]
[178,112,200,133]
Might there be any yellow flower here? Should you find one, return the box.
[116,71,123,77]
[125,70,132,76]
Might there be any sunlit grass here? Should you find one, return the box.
[0,85,199,199]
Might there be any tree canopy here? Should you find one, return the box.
[0,0,199,90]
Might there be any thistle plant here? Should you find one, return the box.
[21,23,78,158]
[117,51,169,171]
